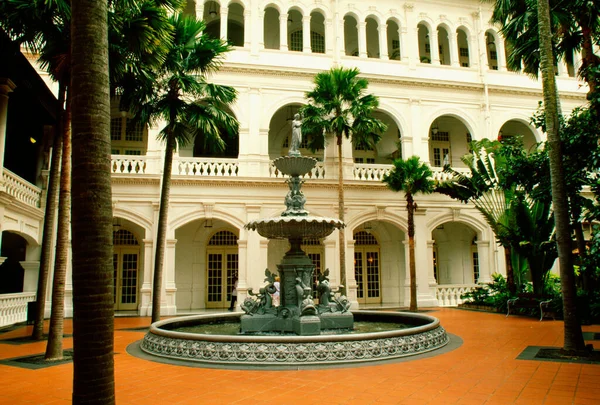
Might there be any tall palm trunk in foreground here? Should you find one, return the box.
[537,0,585,353]
[32,82,64,341]
[45,91,71,360]
[70,0,115,402]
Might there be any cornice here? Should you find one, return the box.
[487,84,586,100]
[219,64,586,99]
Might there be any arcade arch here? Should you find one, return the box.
[432,222,479,285]
[428,115,472,168]
[175,218,240,310]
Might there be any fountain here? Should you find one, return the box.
[137,116,450,367]
[241,116,351,335]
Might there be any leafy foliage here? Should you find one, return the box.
[299,66,387,150]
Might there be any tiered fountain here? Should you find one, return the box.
[242,139,351,335]
[138,118,450,367]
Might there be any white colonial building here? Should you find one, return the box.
[0,0,588,325]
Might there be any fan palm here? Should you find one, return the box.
[382,156,434,311]
[300,67,387,294]
[120,14,238,323]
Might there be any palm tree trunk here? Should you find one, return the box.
[45,88,71,360]
[336,135,346,294]
[32,80,64,340]
[537,0,586,353]
[71,0,115,402]
[504,245,516,294]
[151,130,176,323]
[407,195,417,311]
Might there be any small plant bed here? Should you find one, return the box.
[0,333,72,345]
[0,349,73,370]
[518,346,600,365]
[457,302,503,313]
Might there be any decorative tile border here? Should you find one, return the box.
[141,325,449,366]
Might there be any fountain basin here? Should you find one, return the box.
[245,215,345,240]
[273,155,317,176]
[140,310,449,367]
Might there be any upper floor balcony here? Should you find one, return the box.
[189,0,585,95]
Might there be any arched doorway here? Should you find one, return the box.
[113,229,141,311]
[432,222,478,284]
[353,230,381,305]
[206,230,239,308]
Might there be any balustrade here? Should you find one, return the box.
[435,284,478,307]
[0,292,36,327]
[111,155,148,174]
[353,164,392,181]
[2,169,41,208]
[177,158,239,176]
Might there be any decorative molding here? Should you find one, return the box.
[141,326,449,367]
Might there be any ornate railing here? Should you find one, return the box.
[435,284,478,307]
[177,158,239,176]
[111,155,148,174]
[2,169,42,208]
[0,292,36,327]
[270,161,326,179]
[353,164,392,181]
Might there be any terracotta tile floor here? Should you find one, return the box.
[0,308,599,405]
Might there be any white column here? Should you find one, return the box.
[476,240,492,283]
[194,1,203,19]
[344,238,358,309]
[414,209,437,306]
[450,32,460,67]
[379,24,388,59]
[557,58,569,77]
[236,238,248,309]
[326,17,334,55]
[21,261,40,293]
[404,3,416,67]
[164,238,177,315]
[0,79,16,188]
[302,15,311,53]
[257,10,265,51]
[244,8,251,49]
[358,21,367,58]
[426,240,437,286]
[279,15,288,51]
[219,7,228,41]
[468,34,478,68]
[496,37,507,72]
[140,239,154,316]
[430,28,440,65]
[402,240,410,307]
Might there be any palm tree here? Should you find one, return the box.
[45,91,71,360]
[382,156,434,311]
[488,0,600,99]
[70,0,115,402]
[1,0,182,355]
[537,0,586,353]
[120,14,238,323]
[0,0,70,342]
[300,67,387,294]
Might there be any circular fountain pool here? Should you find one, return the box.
[139,310,449,368]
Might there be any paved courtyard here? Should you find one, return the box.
[0,308,599,405]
